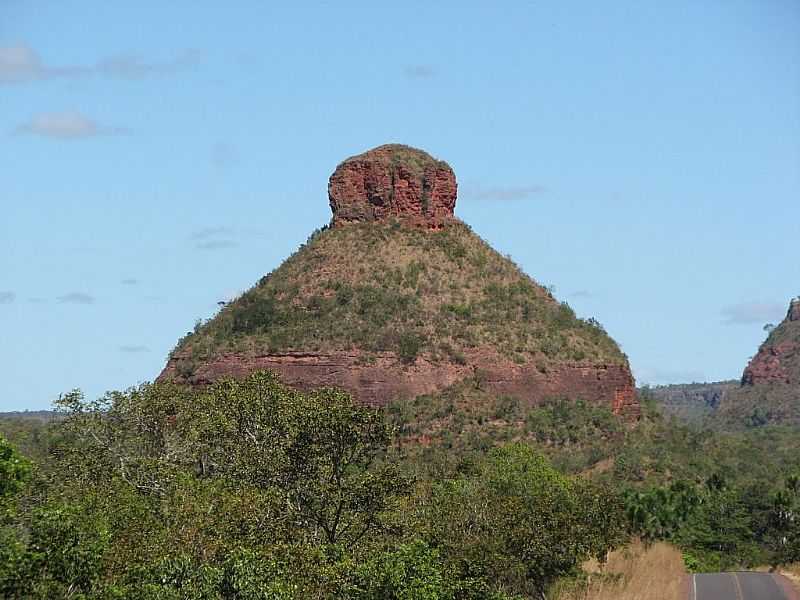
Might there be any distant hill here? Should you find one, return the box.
[159,144,639,418]
[646,298,800,430]
[0,410,60,422]
[642,381,737,425]
[715,298,800,428]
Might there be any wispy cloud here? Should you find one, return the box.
[0,44,201,85]
[57,292,95,305]
[191,226,240,250]
[464,185,546,201]
[404,65,436,79]
[14,111,127,139]
[570,290,593,299]
[119,345,150,353]
[95,49,202,79]
[721,302,785,325]
[0,291,16,304]
[121,278,139,286]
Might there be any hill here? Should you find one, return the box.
[159,144,638,417]
[645,299,800,430]
[643,381,736,425]
[715,297,800,428]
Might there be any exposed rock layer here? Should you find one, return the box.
[329,144,456,228]
[159,347,639,418]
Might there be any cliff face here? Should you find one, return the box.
[328,144,457,229]
[741,299,800,386]
[160,348,639,417]
[159,144,639,419]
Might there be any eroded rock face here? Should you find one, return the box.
[741,299,800,386]
[329,144,457,228]
[159,347,640,419]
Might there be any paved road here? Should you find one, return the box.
[693,572,797,600]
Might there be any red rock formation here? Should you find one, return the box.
[329,144,456,229]
[159,347,640,419]
[741,298,800,386]
[158,143,640,420]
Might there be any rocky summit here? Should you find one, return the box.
[742,297,800,386]
[329,144,457,229]
[159,144,639,418]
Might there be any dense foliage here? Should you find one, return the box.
[0,373,628,599]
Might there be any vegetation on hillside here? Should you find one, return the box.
[1,374,799,598]
[170,222,626,376]
[0,373,627,599]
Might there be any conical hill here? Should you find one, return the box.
[159,145,638,418]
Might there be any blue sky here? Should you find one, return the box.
[1,1,798,410]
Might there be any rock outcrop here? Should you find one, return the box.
[741,298,800,386]
[159,144,639,419]
[160,348,639,418]
[329,144,457,229]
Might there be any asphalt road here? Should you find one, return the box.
[693,572,796,600]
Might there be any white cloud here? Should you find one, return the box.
[0,291,16,304]
[14,111,127,139]
[720,302,785,325]
[0,43,201,85]
[0,44,45,83]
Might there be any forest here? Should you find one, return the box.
[1,373,798,599]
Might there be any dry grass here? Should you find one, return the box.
[177,221,626,367]
[554,540,687,600]
[780,564,800,591]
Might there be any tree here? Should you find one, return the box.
[420,444,624,599]
[53,372,412,547]
[0,435,31,501]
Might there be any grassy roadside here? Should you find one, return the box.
[553,541,688,600]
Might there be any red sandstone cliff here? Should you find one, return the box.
[160,347,639,418]
[328,144,456,229]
